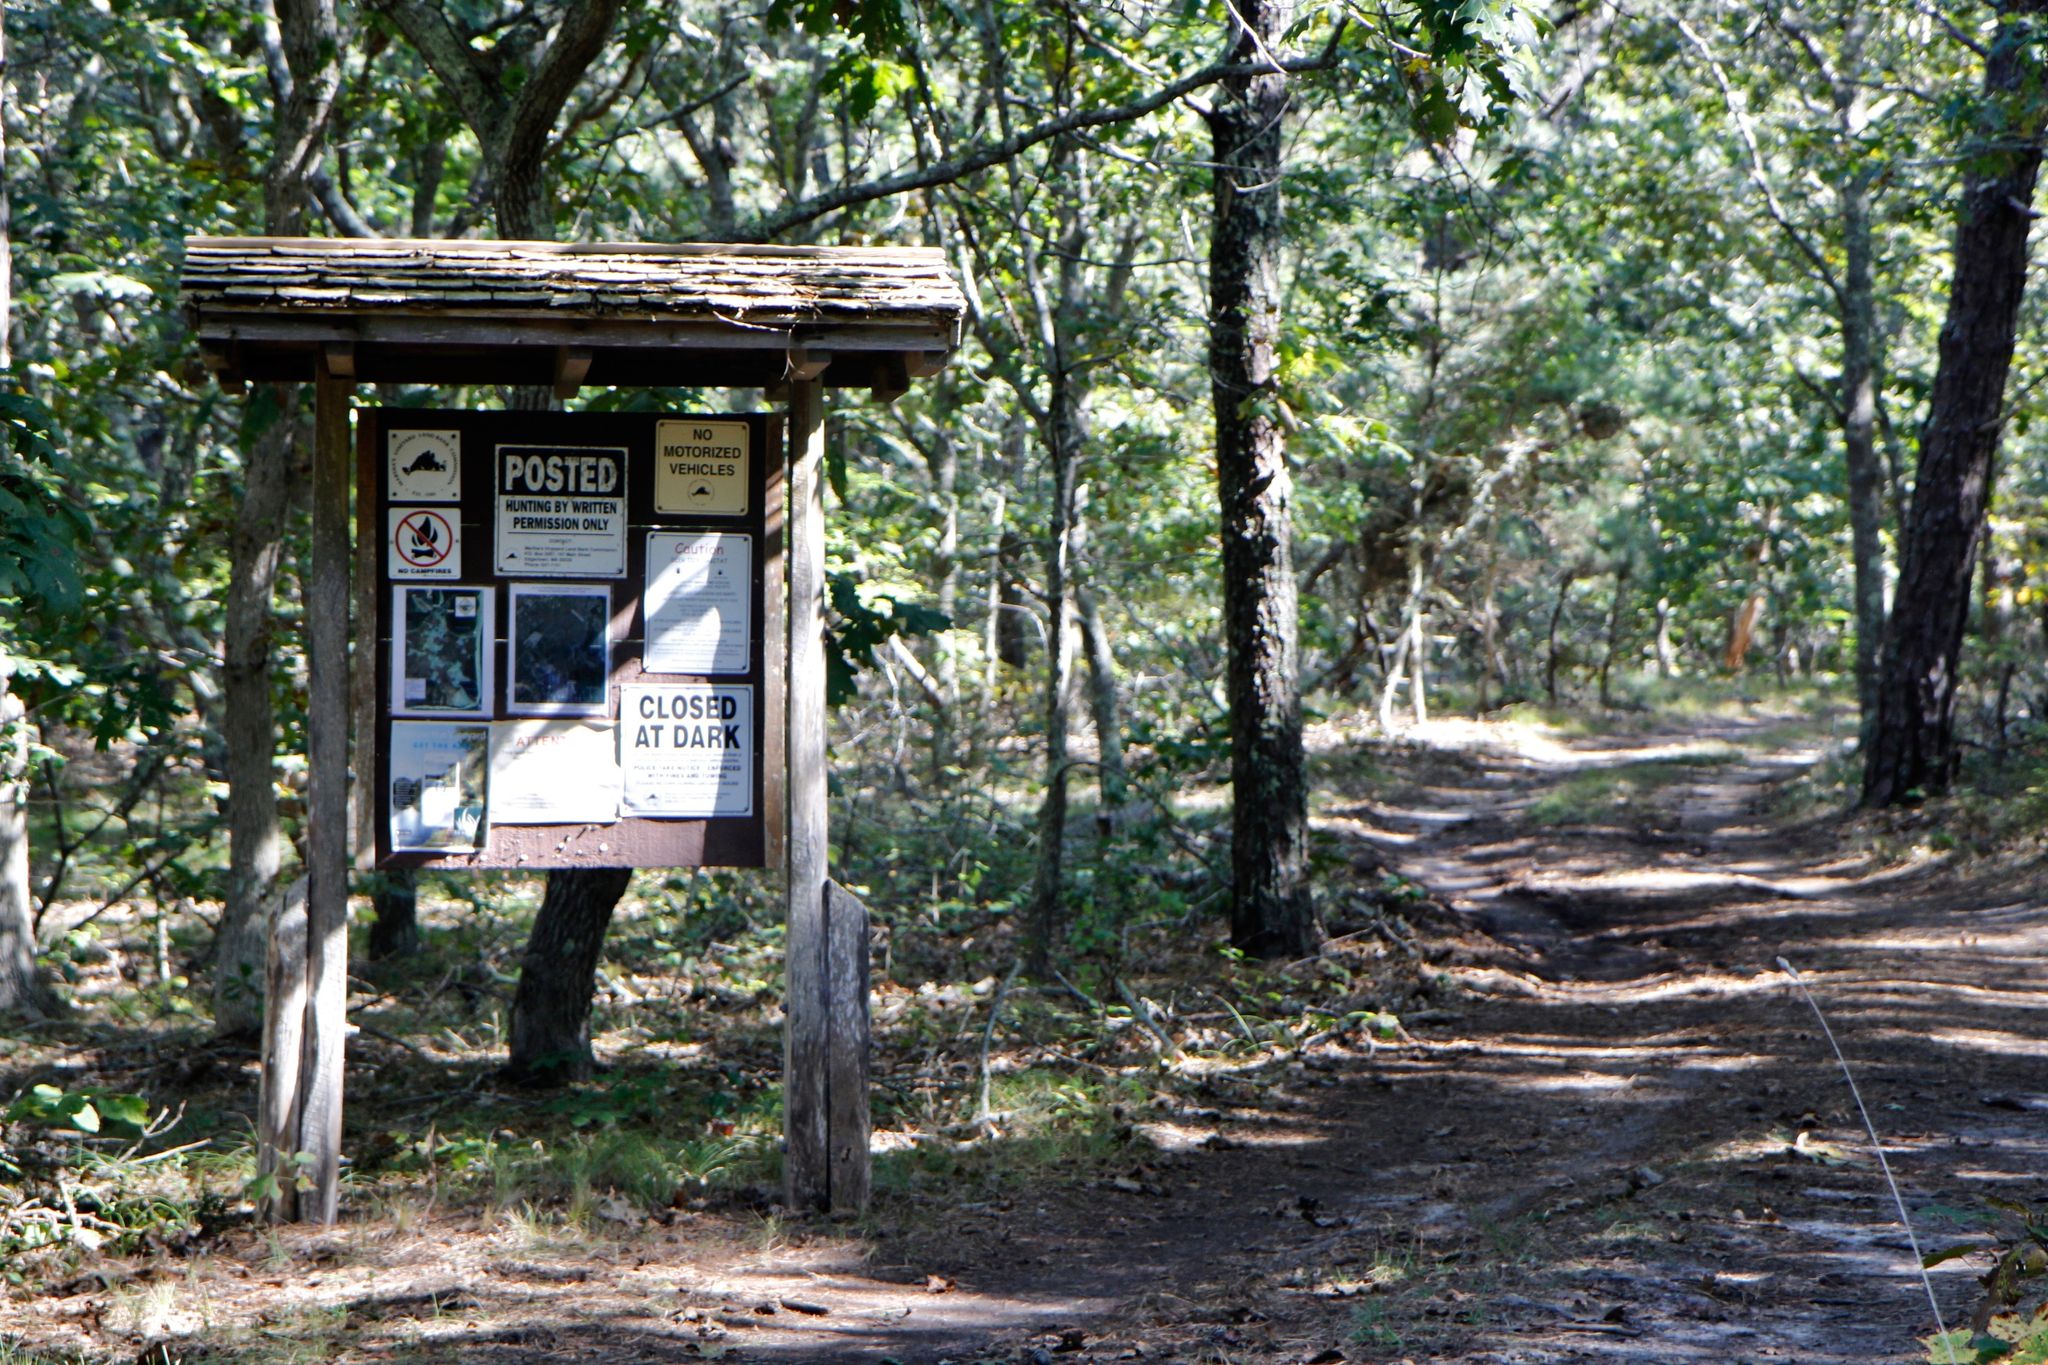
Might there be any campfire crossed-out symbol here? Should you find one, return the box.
[397,510,452,566]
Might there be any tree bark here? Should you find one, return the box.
[1025,352,1084,975]
[1546,569,1577,704]
[215,400,299,1037]
[1072,495,1126,819]
[0,670,48,1018]
[0,3,38,1020]
[1207,0,1320,959]
[366,868,420,961]
[1835,0,1888,748]
[1862,0,2048,806]
[216,0,338,1039]
[505,865,632,1083]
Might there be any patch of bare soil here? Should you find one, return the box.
[9,714,2045,1364]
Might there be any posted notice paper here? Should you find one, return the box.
[487,719,622,825]
[389,722,490,853]
[619,684,753,818]
[643,532,751,674]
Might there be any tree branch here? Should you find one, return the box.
[500,0,624,176]
[732,26,1349,243]
[262,0,340,234]
[1676,16,1847,312]
[363,0,504,144]
[307,165,382,237]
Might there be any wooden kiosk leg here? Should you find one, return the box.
[257,361,352,1224]
[783,378,871,1213]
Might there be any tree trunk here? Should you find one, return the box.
[216,0,337,1039]
[1600,564,1631,708]
[215,397,298,1037]
[0,672,48,1018]
[1837,1,1888,749]
[1725,590,1766,672]
[1862,0,2048,806]
[1026,370,1083,975]
[1546,570,1576,704]
[505,865,632,1082]
[0,4,37,1020]
[995,529,1032,668]
[1208,0,1319,959]
[1071,492,1126,819]
[366,868,420,961]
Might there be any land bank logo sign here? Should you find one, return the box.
[388,430,461,502]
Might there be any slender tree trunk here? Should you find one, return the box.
[1600,564,1631,709]
[367,869,420,961]
[1071,490,1126,818]
[1836,3,1888,748]
[1403,500,1428,725]
[1026,371,1083,975]
[1545,570,1576,704]
[1726,591,1766,672]
[928,423,960,758]
[505,865,632,1083]
[0,667,48,1018]
[0,0,9,377]
[982,484,1009,719]
[216,0,338,1039]
[1863,0,2048,806]
[1655,597,1676,678]
[216,400,298,1036]
[1478,519,1500,710]
[0,3,38,1019]
[1208,0,1319,959]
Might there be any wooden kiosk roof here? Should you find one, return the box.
[180,236,967,395]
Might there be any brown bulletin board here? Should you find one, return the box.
[357,408,780,870]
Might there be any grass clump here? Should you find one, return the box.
[1524,753,1738,826]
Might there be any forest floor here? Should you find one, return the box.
[7,700,2048,1364]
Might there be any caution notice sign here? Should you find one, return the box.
[618,683,753,817]
[654,420,749,516]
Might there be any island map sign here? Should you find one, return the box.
[360,409,776,869]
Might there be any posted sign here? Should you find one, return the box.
[495,446,628,577]
[359,409,775,870]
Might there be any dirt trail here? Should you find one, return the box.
[14,715,2047,1364]
[753,714,2048,1364]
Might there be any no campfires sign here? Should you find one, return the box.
[388,507,460,578]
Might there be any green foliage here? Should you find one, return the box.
[824,571,949,705]
[5,1083,150,1141]
[0,387,87,617]
[1923,1196,2048,1362]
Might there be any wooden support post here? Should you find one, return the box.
[260,366,353,1225]
[255,878,308,1222]
[784,377,831,1211]
[824,879,871,1210]
[300,364,354,1223]
[779,387,873,1214]
[763,417,786,872]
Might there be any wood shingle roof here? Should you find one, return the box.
[179,236,966,394]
